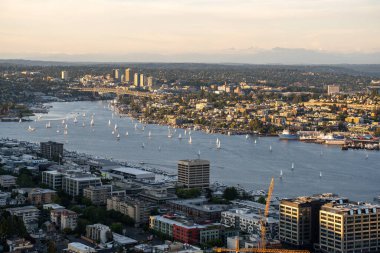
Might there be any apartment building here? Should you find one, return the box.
[51,209,78,230]
[6,206,40,232]
[0,175,17,188]
[86,224,112,244]
[279,193,342,247]
[28,188,56,205]
[319,201,380,253]
[83,185,125,205]
[40,141,63,160]
[42,170,64,189]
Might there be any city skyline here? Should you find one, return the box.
[1,0,380,63]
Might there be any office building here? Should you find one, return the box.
[125,68,131,82]
[279,193,342,247]
[140,73,145,87]
[51,209,78,230]
[42,170,64,189]
[40,141,63,160]
[177,159,210,189]
[83,185,125,205]
[109,167,155,181]
[28,188,57,205]
[62,174,101,196]
[134,73,139,87]
[0,175,17,188]
[86,224,112,244]
[112,69,120,81]
[319,201,380,253]
[327,85,340,95]
[61,71,69,81]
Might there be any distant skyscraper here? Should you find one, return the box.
[327,85,340,95]
[140,74,145,87]
[61,71,69,81]
[112,69,120,81]
[147,76,154,87]
[134,73,139,87]
[177,159,210,189]
[125,68,131,83]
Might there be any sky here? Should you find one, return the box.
[0,0,379,63]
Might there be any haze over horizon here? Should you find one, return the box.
[1,0,379,64]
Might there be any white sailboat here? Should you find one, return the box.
[291,162,295,170]
[141,143,145,149]
[62,119,65,124]
[178,133,182,139]
[134,123,138,130]
[112,130,115,135]
[108,120,111,126]
[168,130,172,138]
[27,125,36,132]
[188,136,192,144]
[189,130,192,135]
[82,122,86,127]
[280,170,283,179]
[216,139,221,149]
[365,154,369,160]
[73,117,78,123]
[158,146,161,152]
[90,118,94,126]
[114,124,118,130]
[125,131,129,136]
[197,150,201,159]
[319,171,322,178]
[148,131,151,138]
[184,130,187,135]
[116,133,120,140]
[19,118,22,123]
[254,139,257,144]
[64,129,68,135]
[142,126,145,132]
[82,112,86,117]
[65,124,68,130]
[45,121,51,128]
[246,134,249,139]
[269,145,272,152]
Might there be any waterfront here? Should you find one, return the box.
[0,100,379,201]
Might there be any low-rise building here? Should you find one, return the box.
[51,209,78,230]
[27,188,56,205]
[65,242,96,253]
[85,223,112,244]
[6,206,40,232]
[62,174,101,196]
[83,185,125,205]
[0,174,17,188]
[6,238,34,252]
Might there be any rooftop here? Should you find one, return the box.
[112,167,155,176]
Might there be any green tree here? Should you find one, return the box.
[223,187,239,201]
[257,196,266,205]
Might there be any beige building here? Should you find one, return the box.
[86,223,112,244]
[107,196,153,225]
[177,159,210,189]
[61,174,101,196]
[0,175,17,188]
[67,242,96,253]
[28,188,56,205]
[279,194,341,247]
[51,209,78,231]
[83,185,125,205]
[125,68,131,82]
[319,201,380,253]
[327,85,340,95]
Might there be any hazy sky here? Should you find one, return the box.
[1,0,379,61]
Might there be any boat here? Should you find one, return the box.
[366,154,369,160]
[254,139,257,144]
[279,129,299,140]
[18,118,22,123]
[291,162,294,170]
[134,123,138,130]
[114,124,118,130]
[73,117,78,123]
[319,171,322,178]
[82,122,85,127]
[27,125,36,132]
[148,131,151,138]
[197,150,201,159]
[45,121,51,128]
[280,170,283,179]
[62,119,65,124]
[64,124,68,130]
[141,143,145,149]
[188,136,192,144]
[185,130,187,135]
[246,134,249,139]
[269,145,272,152]
[125,131,129,136]
[82,112,86,117]
[323,134,346,145]
[108,120,111,126]
[64,129,68,135]
[90,118,94,126]
[116,133,120,140]
[178,134,182,140]
[112,131,115,135]
[216,139,221,149]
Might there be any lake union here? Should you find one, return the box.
[1,100,379,201]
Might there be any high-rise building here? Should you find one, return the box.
[125,68,131,83]
[112,69,120,81]
[177,159,210,189]
[134,73,139,87]
[319,201,380,253]
[61,71,69,81]
[140,73,145,87]
[327,84,340,95]
[147,76,154,87]
[279,193,342,248]
[40,141,64,160]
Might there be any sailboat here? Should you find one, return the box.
[125,131,129,136]
[73,117,78,123]
[82,122,86,127]
[65,124,68,130]
[178,133,182,140]
[319,171,322,178]
[216,139,221,149]
[114,124,118,130]
[134,123,138,130]
[45,121,51,128]
[148,131,151,138]
[141,143,145,149]
[64,129,68,135]
[19,118,22,123]
[291,162,295,170]
[158,146,161,152]
[90,118,94,126]
[142,126,145,132]
[116,133,120,140]
[365,154,369,160]
[184,130,187,135]
[27,125,36,132]
[269,145,272,152]
[189,130,191,135]
[246,134,249,139]
[82,112,86,117]
[168,130,172,138]
[188,136,192,144]
[108,120,111,126]
[62,119,65,124]
[280,170,283,179]
[254,139,257,144]
[112,130,115,135]
[197,150,201,159]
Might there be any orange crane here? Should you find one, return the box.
[214,178,309,253]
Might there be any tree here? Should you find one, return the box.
[257,196,266,205]
[110,222,123,234]
[47,241,57,253]
[175,188,201,199]
[223,187,239,201]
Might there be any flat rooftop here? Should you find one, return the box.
[112,167,155,176]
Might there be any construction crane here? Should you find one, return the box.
[214,178,309,253]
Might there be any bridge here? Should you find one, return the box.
[71,87,160,98]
